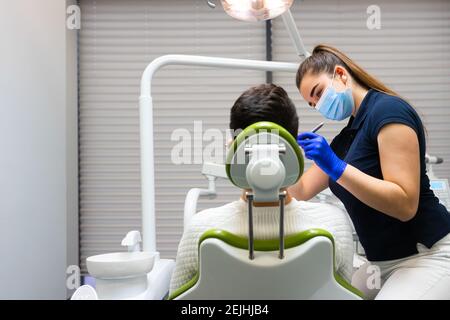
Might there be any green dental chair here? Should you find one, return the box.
[170,122,363,300]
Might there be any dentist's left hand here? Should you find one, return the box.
[297,132,347,181]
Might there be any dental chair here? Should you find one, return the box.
[170,122,363,300]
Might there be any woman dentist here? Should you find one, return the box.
[290,44,450,299]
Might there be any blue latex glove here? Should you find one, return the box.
[297,132,347,181]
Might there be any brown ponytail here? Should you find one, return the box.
[296,44,429,134]
[296,44,398,97]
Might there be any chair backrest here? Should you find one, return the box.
[170,229,363,300]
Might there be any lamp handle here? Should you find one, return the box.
[206,0,216,9]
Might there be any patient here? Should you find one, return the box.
[169,84,354,295]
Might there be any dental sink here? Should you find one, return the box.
[87,251,156,279]
[79,230,175,300]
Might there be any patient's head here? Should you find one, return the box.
[229,84,299,139]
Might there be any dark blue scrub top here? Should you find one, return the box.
[329,89,450,261]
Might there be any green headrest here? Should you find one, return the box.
[225,121,304,188]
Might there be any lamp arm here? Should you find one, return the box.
[281,9,310,59]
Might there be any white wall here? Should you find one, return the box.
[0,0,78,299]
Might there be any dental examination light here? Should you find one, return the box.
[206,0,310,58]
[219,0,293,22]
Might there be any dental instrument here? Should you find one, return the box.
[311,122,324,133]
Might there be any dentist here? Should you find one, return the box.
[290,44,450,299]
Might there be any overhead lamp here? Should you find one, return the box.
[220,0,294,22]
[206,0,309,58]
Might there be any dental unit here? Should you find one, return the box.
[70,0,450,300]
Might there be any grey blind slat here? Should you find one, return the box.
[272,0,450,179]
[79,0,266,271]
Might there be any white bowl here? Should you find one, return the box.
[87,251,156,279]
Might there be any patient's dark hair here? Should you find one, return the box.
[230,84,299,138]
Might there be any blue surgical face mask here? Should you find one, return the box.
[315,69,354,121]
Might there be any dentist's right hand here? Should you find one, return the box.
[297,132,347,182]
